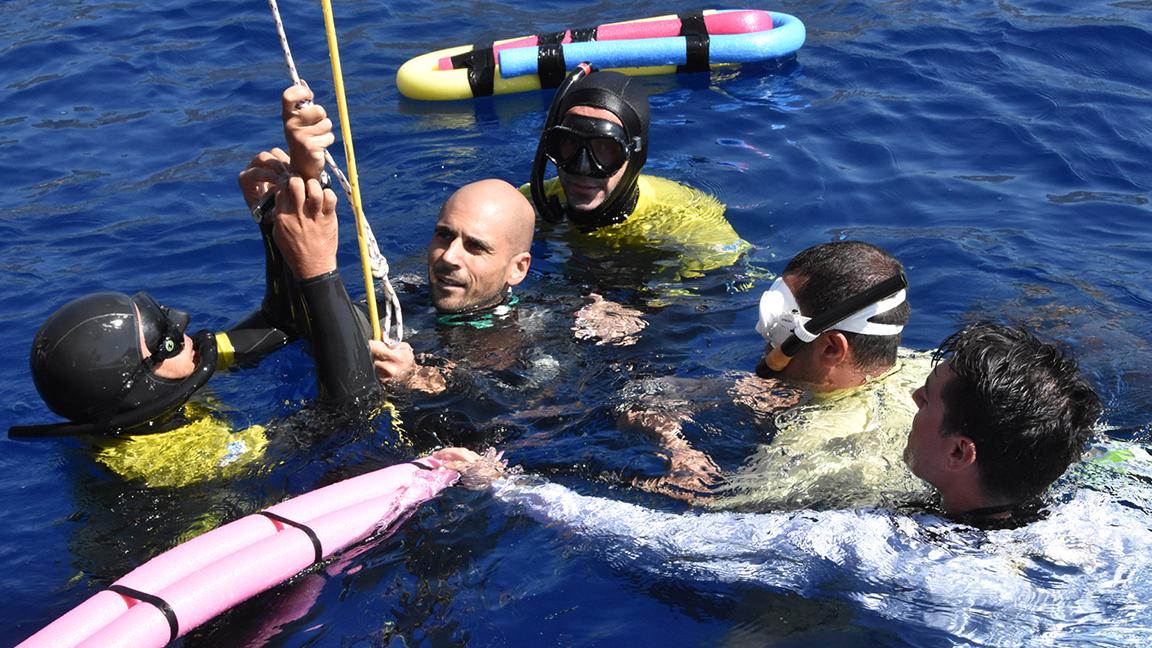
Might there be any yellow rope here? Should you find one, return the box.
[318,0,381,341]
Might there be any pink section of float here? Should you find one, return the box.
[20,459,459,648]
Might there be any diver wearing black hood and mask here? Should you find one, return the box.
[10,175,378,440]
[526,66,749,280]
[530,66,649,229]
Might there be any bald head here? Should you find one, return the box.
[427,179,535,313]
[440,179,535,253]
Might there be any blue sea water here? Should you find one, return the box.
[1,0,1151,645]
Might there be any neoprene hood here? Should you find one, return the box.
[24,291,217,435]
[531,68,651,228]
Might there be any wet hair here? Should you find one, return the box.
[783,240,910,371]
[935,322,1101,503]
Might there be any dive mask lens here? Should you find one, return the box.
[542,128,585,168]
[588,136,628,172]
[756,278,805,349]
[131,292,188,362]
[543,115,633,179]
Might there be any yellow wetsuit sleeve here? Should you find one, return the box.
[214,332,235,371]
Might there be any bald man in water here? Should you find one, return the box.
[280,85,538,391]
[369,179,536,392]
[425,179,534,315]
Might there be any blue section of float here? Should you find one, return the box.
[497,12,806,78]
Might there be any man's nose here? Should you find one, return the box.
[439,238,464,266]
[571,146,596,177]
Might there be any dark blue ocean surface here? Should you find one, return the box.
[2,0,1150,645]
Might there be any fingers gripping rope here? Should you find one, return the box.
[267,0,403,343]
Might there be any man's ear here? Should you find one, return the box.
[506,252,531,287]
[945,435,977,471]
[817,331,851,368]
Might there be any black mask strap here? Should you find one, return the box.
[531,62,594,223]
[765,272,908,372]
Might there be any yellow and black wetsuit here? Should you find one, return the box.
[89,218,379,487]
[523,175,750,280]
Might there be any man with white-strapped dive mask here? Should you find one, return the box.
[753,256,909,391]
[621,240,923,509]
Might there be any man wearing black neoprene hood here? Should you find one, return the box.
[11,85,378,446]
[526,67,749,281]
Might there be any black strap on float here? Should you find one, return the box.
[108,584,180,643]
[448,42,497,97]
[569,27,598,42]
[259,511,324,565]
[677,11,711,73]
[537,31,566,46]
[537,31,568,88]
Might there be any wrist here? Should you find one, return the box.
[297,268,340,285]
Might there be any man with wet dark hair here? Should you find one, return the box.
[904,322,1101,522]
[754,240,911,389]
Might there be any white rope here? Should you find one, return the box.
[267,0,404,343]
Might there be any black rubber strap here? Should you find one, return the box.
[447,48,477,70]
[259,511,324,565]
[569,27,597,42]
[408,459,435,471]
[108,584,180,643]
[537,42,567,88]
[677,11,711,73]
[449,43,496,97]
[536,30,566,46]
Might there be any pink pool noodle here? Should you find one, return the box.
[19,459,457,648]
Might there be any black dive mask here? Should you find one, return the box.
[542,115,643,179]
[530,66,650,229]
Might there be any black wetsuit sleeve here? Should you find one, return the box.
[214,327,291,370]
[296,270,379,402]
[215,220,299,370]
[257,220,305,337]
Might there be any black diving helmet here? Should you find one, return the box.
[530,66,651,228]
[12,291,219,437]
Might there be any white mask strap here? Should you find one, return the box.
[832,289,906,336]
